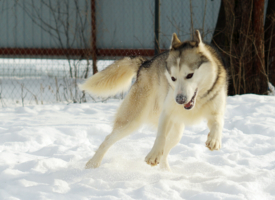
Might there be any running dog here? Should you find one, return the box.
[80,30,228,170]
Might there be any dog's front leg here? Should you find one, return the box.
[145,111,172,166]
[206,114,224,151]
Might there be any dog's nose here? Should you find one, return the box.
[176,94,186,104]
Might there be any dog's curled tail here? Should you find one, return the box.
[79,56,146,98]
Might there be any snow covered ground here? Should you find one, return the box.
[0,94,275,200]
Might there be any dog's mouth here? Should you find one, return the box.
[184,89,198,110]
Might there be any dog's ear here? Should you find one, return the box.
[194,30,203,44]
[170,33,181,50]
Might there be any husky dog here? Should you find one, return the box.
[80,30,227,170]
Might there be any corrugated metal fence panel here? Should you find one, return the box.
[96,0,221,50]
[159,0,221,49]
[0,0,91,49]
[0,0,225,51]
[96,0,155,49]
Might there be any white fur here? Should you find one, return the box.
[83,31,227,171]
[79,57,141,98]
[145,33,226,168]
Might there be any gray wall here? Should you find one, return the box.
[0,0,91,49]
[0,0,223,51]
[96,0,221,49]
[97,0,155,49]
[160,0,221,48]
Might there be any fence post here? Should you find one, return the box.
[91,0,98,74]
[154,0,160,55]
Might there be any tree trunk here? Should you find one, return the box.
[211,0,227,49]
[238,0,253,94]
[211,0,268,95]
[253,0,267,94]
[265,0,275,86]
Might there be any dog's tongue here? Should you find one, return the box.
[184,101,193,109]
[184,89,197,110]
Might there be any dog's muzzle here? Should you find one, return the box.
[176,94,187,105]
[183,89,198,110]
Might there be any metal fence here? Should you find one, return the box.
[0,0,221,107]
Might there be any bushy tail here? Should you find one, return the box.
[79,56,146,97]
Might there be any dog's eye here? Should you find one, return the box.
[171,77,176,81]
[186,73,194,79]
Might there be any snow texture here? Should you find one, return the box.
[0,94,275,200]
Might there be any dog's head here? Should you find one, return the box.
[165,30,215,110]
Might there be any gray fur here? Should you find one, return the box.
[81,30,228,170]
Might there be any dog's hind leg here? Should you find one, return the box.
[85,85,149,169]
[85,121,141,169]
[159,123,184,171]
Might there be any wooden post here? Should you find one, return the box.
[91,0,98,74]
[154,0,160,55]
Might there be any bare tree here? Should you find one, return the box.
[265,0,275,86]
[16,0,94,103]
[19,0,93,78]
[212,0,268,95]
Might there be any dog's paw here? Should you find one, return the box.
[85,158,101,169]
[145,148,163,166]
[205,133,221,151]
